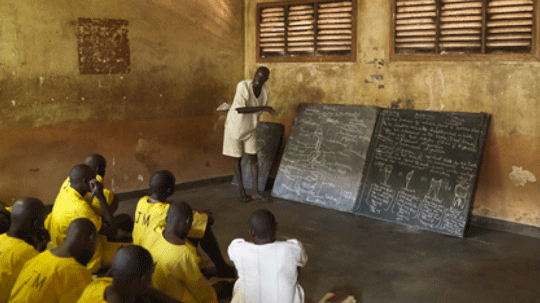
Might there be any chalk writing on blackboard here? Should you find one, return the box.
[355,109,490,237]
[272,104,379,212]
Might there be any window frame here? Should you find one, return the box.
[389,0,540,61]
[256,0,358,63]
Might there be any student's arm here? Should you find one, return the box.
[90,180,116,234]
[236,106,276,114]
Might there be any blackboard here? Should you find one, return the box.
[354,109,490,237]
[272,104,379,212]
[232,122,284,191]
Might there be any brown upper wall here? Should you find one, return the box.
[0,0,244,204]
[245,0,540,227]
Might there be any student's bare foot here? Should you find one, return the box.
[239,194,252,203]
[251,193,270,203]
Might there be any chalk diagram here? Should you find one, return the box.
[273,105,377,212]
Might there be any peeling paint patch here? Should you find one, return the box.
[78,18,130,74]
[138,174,144,181]
[474,206,497,217]
[426,69,445,111]
[509,166,536,187]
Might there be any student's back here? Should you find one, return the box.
[228,209,307,303]
[228,239,307,303]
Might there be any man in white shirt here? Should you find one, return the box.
[227,209,307,303]
[223,67,276,203]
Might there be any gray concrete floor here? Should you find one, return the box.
[117,182,540,303]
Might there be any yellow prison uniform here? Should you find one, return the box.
[133,196,208,248]
[76,277,112,303]
[8,250,91,303]
[60,175,115,214]
[44,185,120,273]
[148,235,217,303]
[0,234,39,303]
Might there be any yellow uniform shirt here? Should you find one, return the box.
[8,250,91,303]
[60,176,115,214]
[133,196,208,248]
[76,277,111,303]
[0,234,38,303]
[44,185,104,273]
[148,235,217,303]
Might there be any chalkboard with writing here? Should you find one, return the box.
[232,122,284,191]
[354,109,490,237]
[272,104,379,212]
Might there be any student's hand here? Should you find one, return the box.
[89,179,104,196]
[266,107,277,115]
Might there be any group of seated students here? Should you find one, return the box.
[0,154,308,303]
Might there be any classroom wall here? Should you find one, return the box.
[245,0,540,227]
[0,0,244,204]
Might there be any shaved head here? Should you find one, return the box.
[64,218,97,266]
[165,201,193,238]
[69,164,96,184]
[256,66,270,80]
[111,245,154,284]
[249,209,277,241]
[149,170,175,196]
[10,198,44,229]
[7,198,45,244]
[84,154,107,176]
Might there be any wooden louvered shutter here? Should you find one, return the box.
[288,4,316,54]
[259,6,286,56]
[439,0,483,52]
[317,1,353,54]
[486,0,534,52]
[394,0,437,54]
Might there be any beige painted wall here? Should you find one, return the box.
[245,0,540,227]
[0,0,244,204]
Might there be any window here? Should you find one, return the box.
[257,0,357,62]
[391,0,539,60]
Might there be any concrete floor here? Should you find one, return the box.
[117,182,540,303]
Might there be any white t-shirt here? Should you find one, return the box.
[225,80,269,140]
[228,238,307,303]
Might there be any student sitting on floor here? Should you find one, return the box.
[133,170,235,277]
[144,200,233,303]
[77,245,182,303]
[45,164,122,273]
[228,209,308,303]
[59,154,133,241]
[8,218,96,303]
[0,198,45,303]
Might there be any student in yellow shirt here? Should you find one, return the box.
[147,201,232,303]
[8,218,96,303]
[45,164,119,273]
[84,154,133,241]
[0,198,45,303]
[77,245,182,303]
[133,170,235,277]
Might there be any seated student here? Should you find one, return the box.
[60,154,133,240]
[133,170,234,277]
[145,200,232,303]
[8,218,96,303]
[45,164,120,273]
[0,198,45,303]
[77,245,182,303]
[228,209,308,303]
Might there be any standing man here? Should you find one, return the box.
[223,66,276,203]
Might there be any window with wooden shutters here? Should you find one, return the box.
[391,0,539,60]
[257,0,357,62]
